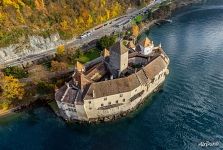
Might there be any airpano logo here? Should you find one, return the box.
[198,141,220,147]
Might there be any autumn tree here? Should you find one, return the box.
[56,45,65,55]
[0,75,25,101]
[35,0,45,11]
[51,61,68,72]
[131,24,140,37]
[29,65,49,84]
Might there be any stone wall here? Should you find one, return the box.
[81,68,168,121]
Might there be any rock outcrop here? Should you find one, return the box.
[0,33,63,64]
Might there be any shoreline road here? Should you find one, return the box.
[2,0,165,67]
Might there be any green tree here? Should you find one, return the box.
[3,66,28,79]
[97,35,116,50]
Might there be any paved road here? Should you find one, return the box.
[2,0,166,67]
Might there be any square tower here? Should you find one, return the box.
[109,41,129,73]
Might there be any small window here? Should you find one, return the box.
[123,99,125,102]
[104,97,107,100]
[88,101,91,104]
[89,107,92,110]
[116,100,118,104]
[108,102,111,105]
[101,104,104,107]
[120,94,123,97]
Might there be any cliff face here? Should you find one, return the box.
[0,33,62,64]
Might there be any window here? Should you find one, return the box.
[88,101,91,104]
[123,99,125,102]
[120,94,123,97]
[135,89,137,92]
[108,102,111,105]
[101,104,104,107]
[89,107,92,110]
[104,97,107,101]
[116,100,118,104]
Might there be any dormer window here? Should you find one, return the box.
[104,97,107,101]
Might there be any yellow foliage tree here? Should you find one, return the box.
[60,20,69,30]
[0,75,25,100]
[111,2,121,17]
[56,45,65,55]
[131,24,140,37]
[35,0,45,10]
[87,15,93,27]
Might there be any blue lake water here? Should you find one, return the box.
[1,1,223,149]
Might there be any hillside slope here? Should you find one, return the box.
[0,0,152,47]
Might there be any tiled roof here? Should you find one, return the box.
[85,62,107,81]
[73,72,92,91]
[142,56,167,80]
[55,81,79,104]
[84,74,141,99]
[136,69,151,85]
[139,37,152,47]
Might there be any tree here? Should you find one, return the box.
[60,20,69,30]
[56,45,65,55]
[35,0,45,10]
[36,81,54,95]
[97,35,116,50]
[51,61,68,72]
[0,75,25,100]
[28,65,49,84]
[131,24,140,37]
[3,66,28,79]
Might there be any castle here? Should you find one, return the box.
[55,37,169,122]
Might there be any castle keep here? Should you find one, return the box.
[55,37,169,122]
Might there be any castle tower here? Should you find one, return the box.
[138,37,154,55]
[102,48,110,58]
[73,71,92,91]
[109,41,129,74]
[75,61,85,72]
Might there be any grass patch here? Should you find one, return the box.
[77,48,101,64]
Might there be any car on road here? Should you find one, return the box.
[80,31,92,39]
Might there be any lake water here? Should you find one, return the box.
[1,1,223,149]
